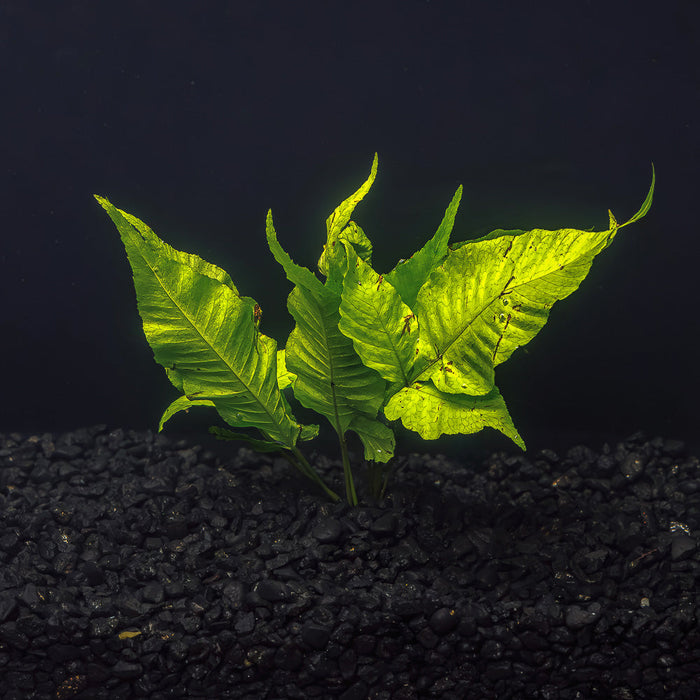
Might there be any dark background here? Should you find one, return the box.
[2,1,697,459]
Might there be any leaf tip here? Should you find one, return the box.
[265,209,277,238]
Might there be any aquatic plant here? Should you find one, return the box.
[96,155,654,504]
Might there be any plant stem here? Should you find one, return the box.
[287,446,340,502]
[328,380,358,505]
[379,460,394,500]
[338,430,358,506]
[367,459,395,500]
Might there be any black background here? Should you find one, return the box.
[2,1,697,459]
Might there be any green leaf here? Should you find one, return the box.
[106,199,242,294]
[266,210,327,295]
[615,162,655,228]
[385,185,463,308]
[336,221,374,266]
[384,381,525,449]
[298,423,320,441]
[158,394,215,431]
[276,349,294,391]
[338,241,423,391]
[349,414,395,463]
[413,224,627,395]
[96,196,303,447]
[209,425,319,452]
[266,212,389,441]
[208,426,292,452]
[318,153,378,279]
[285,285,386,427]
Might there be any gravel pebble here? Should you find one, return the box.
[0,425,698,698]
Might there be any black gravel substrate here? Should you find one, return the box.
[0,425,699,699]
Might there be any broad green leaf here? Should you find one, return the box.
[384,381,525,448]
[385,185,463,308]
[338,241,423,391]
[413,224,625,395]
[266,212,389,445]
[285,284,385,429]
[96,196,302,447]
[318,154,378,279]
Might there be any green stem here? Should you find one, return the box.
[283,446,340,502]
[379,459,394,500]
[328,381,358,505]
[367,459,395,500]
[338,430,358,506]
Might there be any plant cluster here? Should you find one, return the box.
[97,155,654,504]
